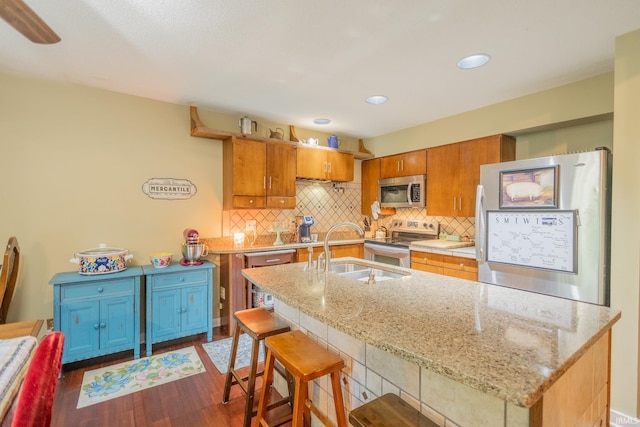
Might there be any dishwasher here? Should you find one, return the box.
[244,249,296,310]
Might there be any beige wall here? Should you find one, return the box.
[515,119,613,159]
[366,72,613,156]
[611,29,640,418]
[0,73,223,321]
[1,30,637,418]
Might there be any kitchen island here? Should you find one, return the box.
[242,257,620,427]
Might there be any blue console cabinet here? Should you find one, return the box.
[50,267,142,364]
[142,261,213,356]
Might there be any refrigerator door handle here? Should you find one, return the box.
[475,184,486,262]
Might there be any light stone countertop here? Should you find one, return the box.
[241,257,620,408]
[203,235,363,255]
[409,244,476,259]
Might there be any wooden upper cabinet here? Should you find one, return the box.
[223,138,297,210]
[380,149,427,178]
[228,138,266,196]
[361,158,396,216]
[326,150,354,181]
[297,146,354,182]
[425,143,458,215]
[266,142,297,208]
[426,134,515,216]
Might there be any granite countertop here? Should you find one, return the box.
[203,234,364,255]
[241,257,620,408]
[409,244,476,259]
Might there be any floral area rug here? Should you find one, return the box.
[202,334,264,375]
[77,346,204,408]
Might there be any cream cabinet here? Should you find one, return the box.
[297,145,354,182]
[223,138,297,210]
[426,135,515,217]
[379,149,427,178]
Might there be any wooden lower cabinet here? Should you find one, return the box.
[529,330,611,426]
[297,243,364,262]
[411,250,478,280]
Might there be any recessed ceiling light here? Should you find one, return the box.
[457,54,491,69]
[314,118,331,125]
[365,95,388,105]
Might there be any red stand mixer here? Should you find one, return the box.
[180,228,208,266]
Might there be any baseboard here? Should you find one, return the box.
[610,409,640,426]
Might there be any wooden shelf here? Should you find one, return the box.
[190,106,373,159]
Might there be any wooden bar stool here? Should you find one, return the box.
[256,330,347,427]
[349,393,439,427]
[222,307,292,427]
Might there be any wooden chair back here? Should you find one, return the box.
[0,237,20,324]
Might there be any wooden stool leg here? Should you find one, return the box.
[242,336,262,427]
[330,371,347,427]
[291,377,307,427]
[256,348,276,426]
[222,324,241,403]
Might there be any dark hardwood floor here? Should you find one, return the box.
[52,329,290,427]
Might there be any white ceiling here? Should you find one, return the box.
[1,1,640,138]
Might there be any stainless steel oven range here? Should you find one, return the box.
[364,219,439,268]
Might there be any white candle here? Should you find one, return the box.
[233,233,245,248]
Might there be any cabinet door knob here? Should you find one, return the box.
[177,308,182,314]
[459,263,465,268]
[249,199,254,204]
[280,199,284,204]
[93,323,99,330]
[179,277,185,282]
[100,322,106,329]
[97,287,104,293]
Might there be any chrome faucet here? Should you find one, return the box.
[319,222,365,272]
[307,245,314,269]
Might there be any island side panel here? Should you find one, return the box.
[529,330,611,427]
[273,298,517,427]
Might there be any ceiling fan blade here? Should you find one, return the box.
[0,0,60,44]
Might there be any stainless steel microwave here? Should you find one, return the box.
[378,174,426,208]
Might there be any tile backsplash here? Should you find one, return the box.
[223,181,362,237]
[384,209,476,240]
[222,180,475,240]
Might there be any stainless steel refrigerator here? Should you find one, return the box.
[475,148,612,306]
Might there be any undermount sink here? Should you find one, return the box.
[330,263,410,282]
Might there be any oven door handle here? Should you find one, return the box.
[365,243,410,256]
